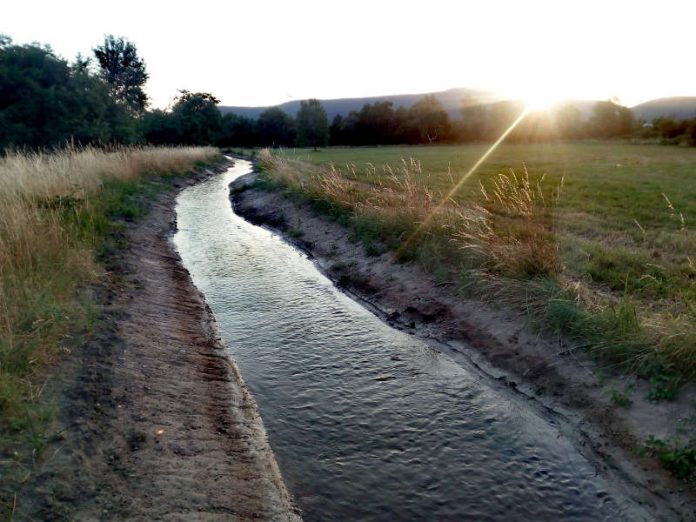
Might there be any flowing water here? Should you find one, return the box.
[173,160,649,521]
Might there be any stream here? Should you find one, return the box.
[173,159,650,521]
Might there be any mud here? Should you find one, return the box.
[15,162,300,521]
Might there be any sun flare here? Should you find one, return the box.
[520,90,568,111]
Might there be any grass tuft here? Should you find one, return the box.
[455,166,562,278]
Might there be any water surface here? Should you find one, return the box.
[173,160,647,521]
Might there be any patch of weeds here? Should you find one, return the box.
[586,246,672,297]
[364,241,387,257]
[635,358,682,401]
[310,196,350,223]
[349,215,383,248]
[251,174,282,193]
[0,379,54,452]
[646,368,681,401]
[287,227,304,239]
[609,387,633,408]
[645,436,696,480]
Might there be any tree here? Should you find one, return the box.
[588,100,635,138]
[295,99,329,150]
[0,40,133,149]
[171,90,221,145]
[356,102,398,145]
[256,107,295,146]
[93,35,148,114]
[140,109,180,145]
[457,103,490,141]
[329,114,346,145]
[409,95,450,143]
[554,104,584,139]
[218,113,257,147]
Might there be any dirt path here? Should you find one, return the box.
[16,163,300,521]
[231,168,696,521]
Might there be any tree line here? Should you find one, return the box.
[0,34,332,151]
[214,97,638,148]
[1,34,693,151]
[637,116,696,146]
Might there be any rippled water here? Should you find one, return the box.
[173,160,648,521]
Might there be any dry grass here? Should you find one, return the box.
[455,167,562,278]
[260,149,561,277]
[259,148,696,385]
[0,145,219,454]
[0,145,217,200]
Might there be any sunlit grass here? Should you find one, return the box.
[261,144,696,386]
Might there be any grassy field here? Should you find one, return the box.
[0,146,220,467]
[260,143,696,395]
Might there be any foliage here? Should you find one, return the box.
[171,91,222,145]
[588,100,635,138]
[609,388,633,408]
[645,116,696,146]
[295,99,329,150]
[93,35,149,114]
[0,40,136,149]
[218,113,257,147]
[141,109,181,145]
[645,436,696,480]
[257,107,295,146]
[646,368,681,401]
[409,95,450,143]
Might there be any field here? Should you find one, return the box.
[260,143,696,392]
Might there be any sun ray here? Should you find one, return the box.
[393,107,530,260]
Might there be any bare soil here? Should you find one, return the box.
[13,162,300,521]
[231,167,696,521]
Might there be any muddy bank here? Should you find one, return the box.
[15,161,300,521]
[231,167,695,520]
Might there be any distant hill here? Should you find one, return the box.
[219,88,498,121]
[220,90,696,123]
[631,97,696,122]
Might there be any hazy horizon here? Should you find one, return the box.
[4,0,696,109]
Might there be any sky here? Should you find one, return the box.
[3,0,695,109]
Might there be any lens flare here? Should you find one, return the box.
[393,107,530,260]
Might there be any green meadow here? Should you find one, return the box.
[261,143,696,390]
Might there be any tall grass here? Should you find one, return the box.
[258,149,696,385]
[0,146,219,455]
[259,149,561,275]
[456,167,562,278]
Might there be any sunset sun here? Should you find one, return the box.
[517,86,569,111]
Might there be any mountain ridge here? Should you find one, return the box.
[219,90,696,122]
[631,97,696,121]
[219,88,496,120]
